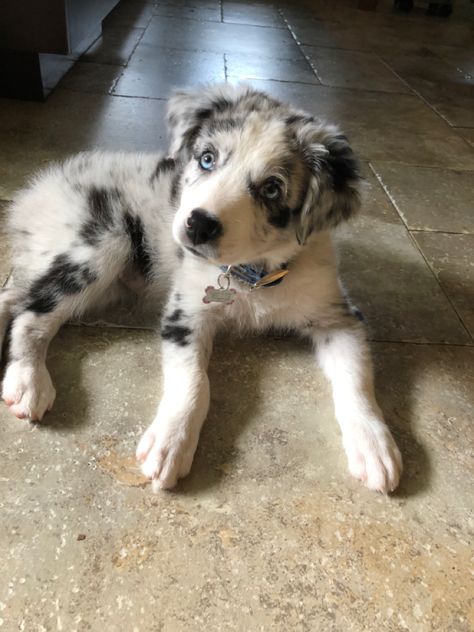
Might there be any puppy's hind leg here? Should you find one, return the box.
[0,288,25,363]
[2,255,121,422]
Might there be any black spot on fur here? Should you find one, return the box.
[323,138,360,193]
[161,323,191,346]
[211,97,232,113]
[268,206,290,229]
[81,186,121,245]
[170,170,182,206]
[247,176,291,229]
[26,254,97,313]
[285,114,314,127]
[151,156,176,181]
[206,118,242,136]
[166,309,183,323]
[180,124,203,153]
[123,213,153,280]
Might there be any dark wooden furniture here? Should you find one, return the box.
[0,0,119,100]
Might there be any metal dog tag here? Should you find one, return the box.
[203,286,236,304]
[202,270,236,305]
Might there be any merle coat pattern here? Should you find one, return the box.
[0,84,402,493]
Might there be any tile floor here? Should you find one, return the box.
[0,0,473,630]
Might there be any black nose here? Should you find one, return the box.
[185,208,222,246]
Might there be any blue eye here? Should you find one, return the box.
[262,180,281,200]
[199,151,215,171]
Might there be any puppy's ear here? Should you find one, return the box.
[167,84,243,158]
[290,117,361,244]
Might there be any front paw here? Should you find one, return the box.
[2,361,56,421]
[136,423,197,490]
[344,421,402,493]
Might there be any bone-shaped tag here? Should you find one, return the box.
[202,286,236,305]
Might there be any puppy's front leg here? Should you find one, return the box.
[313,323,402,493]
[137,300,215,490]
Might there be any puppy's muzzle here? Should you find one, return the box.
[185,208,222,246]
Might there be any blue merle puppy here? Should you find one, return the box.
[0,84,402,493]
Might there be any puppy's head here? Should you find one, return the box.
[168,84,361,266]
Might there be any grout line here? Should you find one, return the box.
[376,54,464,129]
[369,160,474,173]
[108,4,156,96]
[106,92,168,102]
[227,75,321,87]
[369,162,474,344]
[62,323,474,348]
[278,9,323,84]
[409,228,474,236]
[369,338,474,348]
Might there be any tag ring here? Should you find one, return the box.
[217,273,230,290]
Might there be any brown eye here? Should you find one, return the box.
[262,179,281,200]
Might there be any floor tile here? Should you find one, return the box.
[114,44,225,98]
[285,17,356,49]
[223,2,286,28]
[154,0,220,8]
[429,44,474,78]
[359,163,402,224]
[302,45,410,93]
[285,16,419,53]
[142,15,302,58]
[226,52,319,84]
[0,202,11,286]
[412,232,474,337]
[82,26,145,66]
[371,163,474,233]
[383,53,474,128]
[153,4,221,21]
[336,210,470,344]
[103,1,155,28]
[0,91,168,200]
[0,327,472,630]
[58,62,123,95]
[241,79,474,169]
[458,127,474,148]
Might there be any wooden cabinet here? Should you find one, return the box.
[0,0,120,100]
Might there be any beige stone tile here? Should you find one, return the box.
[458,127,474,148]
[114,44,225,98]
[412,232,474,338]
[223,2,286,27]
[336,213,470,345]
[81,26,145,66]
[371,162,474,233]
[142,15,302,58]
[429,44,474,78]
[0,327,472,630]
[153,4,221,21]
[103,0,155,29]
[226,52,319,84]
[359,163,402,224]
[245,79,474,169]
[0,201,12,287]
[302,45,410,93]
[58,62,124,95]
[382,53,474,128]
[0,90,168,200]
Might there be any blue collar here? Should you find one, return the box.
[219,263,288,290]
